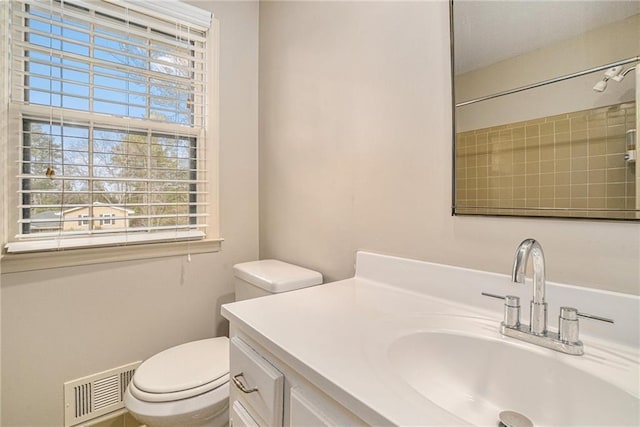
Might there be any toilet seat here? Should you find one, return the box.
[129,374,229,402]
[130,337,229,403]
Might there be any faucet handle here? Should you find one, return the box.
[559,307,614,344]
[576,311,614,324]
[482,292,521,328]
[559,306,614,324]
[481,292,505,300]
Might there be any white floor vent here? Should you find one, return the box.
[64,361,141,427]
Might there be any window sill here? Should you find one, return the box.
[0,238,223,274]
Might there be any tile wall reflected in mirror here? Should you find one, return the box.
[456,102,637,219]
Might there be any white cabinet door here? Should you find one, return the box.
[230,336,284,427]
[290,387,366,426]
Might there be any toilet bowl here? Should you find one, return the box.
[124,338,230,427]
[124,260,322,427]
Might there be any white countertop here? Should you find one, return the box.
[221,252,640,426]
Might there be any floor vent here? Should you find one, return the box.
[64,361,141,427]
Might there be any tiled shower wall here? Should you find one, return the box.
[455,102,637,219]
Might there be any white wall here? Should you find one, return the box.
[258,1,640,295]
[0,1,259,425]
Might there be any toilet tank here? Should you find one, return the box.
[232,260,323,301]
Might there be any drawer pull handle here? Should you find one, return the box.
[232,373,258,394]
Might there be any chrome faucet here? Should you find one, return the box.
[511,238,547,335]
[482,238,614,356]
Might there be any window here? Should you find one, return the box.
[100,213,116,226]
[5,0,215,254]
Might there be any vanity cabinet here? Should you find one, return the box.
[228,332,366,427]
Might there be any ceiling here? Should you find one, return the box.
[453,0,640,75]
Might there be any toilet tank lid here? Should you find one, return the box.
[233,259,322,293]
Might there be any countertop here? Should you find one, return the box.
[223,276,482,425]
[221,252,640,426]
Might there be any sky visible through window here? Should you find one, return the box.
[27,7,193,123]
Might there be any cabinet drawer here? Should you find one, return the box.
[230,336,284,427]
[230,401,261,427]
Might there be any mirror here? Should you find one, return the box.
[452,0,640,220]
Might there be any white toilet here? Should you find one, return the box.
[124,260,322,427]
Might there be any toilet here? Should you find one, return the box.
[124,260,323,427]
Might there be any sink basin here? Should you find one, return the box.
[386,317,640,426]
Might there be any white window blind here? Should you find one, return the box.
[7,0,212,253]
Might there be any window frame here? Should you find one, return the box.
[2,1,221,272]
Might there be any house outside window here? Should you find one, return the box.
[3,0,218,258]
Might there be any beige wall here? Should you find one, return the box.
[456,14,639,103]
[455,14,639,131]
[456,71,636,132]
[258,1,640,295]
[1,1,259,425]
[456,14,640,132]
